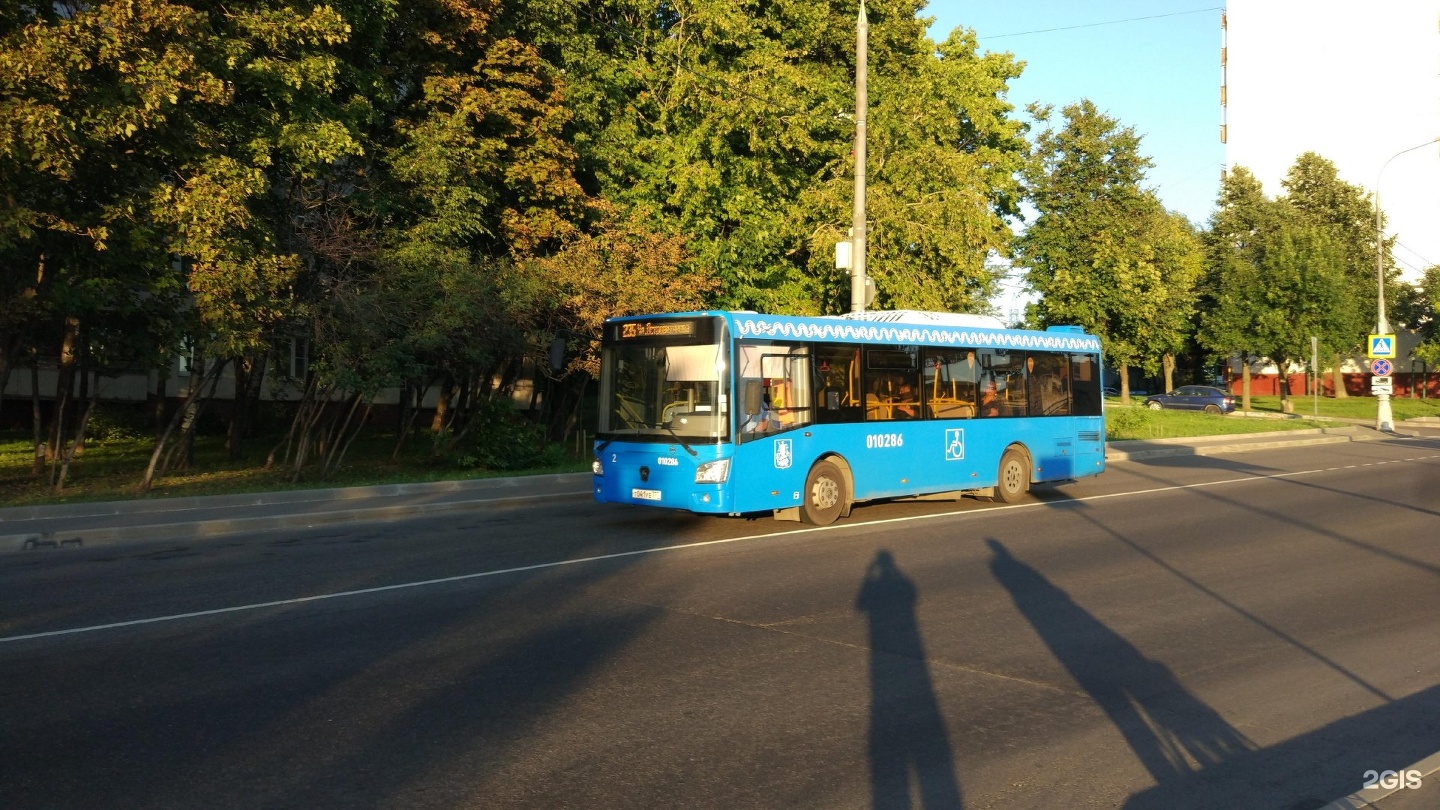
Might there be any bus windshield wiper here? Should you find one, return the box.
[641,421,698,456]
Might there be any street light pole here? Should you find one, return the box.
[1373,138,1437,432]
[850,1,868,314]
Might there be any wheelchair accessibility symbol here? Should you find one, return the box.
[945,429,965,461]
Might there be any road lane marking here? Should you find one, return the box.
[5,453,1440,645]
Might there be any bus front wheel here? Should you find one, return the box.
[995,449,1030,504]
[801,460,847,525]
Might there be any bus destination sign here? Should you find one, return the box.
[621,321,696,339]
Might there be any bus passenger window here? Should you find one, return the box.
[923,349,978,418]
[814,345,862,423]
[979,379,1004,417]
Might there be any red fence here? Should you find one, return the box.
[1225,373,1440,398]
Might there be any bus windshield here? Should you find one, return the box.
[597,318,730,443]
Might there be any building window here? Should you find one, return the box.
[289,338,310,380]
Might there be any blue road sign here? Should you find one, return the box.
[1371,358,1392,376]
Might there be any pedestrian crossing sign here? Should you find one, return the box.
[1368,334,1396,359]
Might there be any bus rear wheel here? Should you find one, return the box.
[801,460,846,525]
[995,448,1030,504]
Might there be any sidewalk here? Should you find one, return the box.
[3,421,1436,553]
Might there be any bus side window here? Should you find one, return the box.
[814,345,862,423]
[923,349,978,419]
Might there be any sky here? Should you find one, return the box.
[1225,1,1439,281]
[922,0,1439,318]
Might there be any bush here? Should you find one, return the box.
[84,404,151,443]
[451,398,554,471]
[1104,406,1146,438]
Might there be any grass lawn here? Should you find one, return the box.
[6,392,1433,507]
[1102,391,1440,441]
[1236,393,1440,421]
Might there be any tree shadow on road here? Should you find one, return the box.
[856,550,964,809]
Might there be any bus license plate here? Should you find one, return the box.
[631,488,662,501]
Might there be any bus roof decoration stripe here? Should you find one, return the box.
[729,312,1102,353]
[839,309,1008,329]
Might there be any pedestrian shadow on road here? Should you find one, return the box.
[856,550,964,809]
[985,539,1253,787]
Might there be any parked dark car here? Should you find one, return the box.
[1143,385,1236,414]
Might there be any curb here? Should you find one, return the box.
[1104,426,1391,462]
[1,474,593,553]
[0,472,593,522]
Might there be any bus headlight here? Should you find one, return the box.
[694,458,730,484]
[591,458,604,476]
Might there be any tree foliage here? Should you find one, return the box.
[1200,163,1355,404]
[1016,99,1201,398]
[3,0,1039,487]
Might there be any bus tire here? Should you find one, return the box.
[801,460,847,525]
[995,448,1030,504]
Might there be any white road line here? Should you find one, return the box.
[5,454,1438,645]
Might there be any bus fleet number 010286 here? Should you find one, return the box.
[865,433,904,449]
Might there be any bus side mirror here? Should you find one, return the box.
[744,380,762,415]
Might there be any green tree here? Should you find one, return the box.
[1200,166,1351,411]
[1280,152,1388,398]
[1397,266,1440,375]
[1016,99,1199,401]
[1198,168,1269,409]
[0,0,226,482]
[526,0,1028,315]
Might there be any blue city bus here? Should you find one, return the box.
[591,310,1105,524]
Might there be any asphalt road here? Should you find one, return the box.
[3,438,1440,809]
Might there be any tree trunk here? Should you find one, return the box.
[266,373,318,469]
[1118,362,1131,404]
[431,373,453,432]
[289,382,336,482]
[54,377,99,493]
[140,360,226,492]
[173,350,205,470]
[1162,353,1176,393]
[392,379,427,461]
[324,399,371,478]
[30,357,44,476]
[160,356,228,477]
[1278,355,1294,413]
[227,355,250,459]
[1240,355,1252,411]
[1332,352,1347,398]
[226,352,266,461]
[48,315,80,462]
[153,369,169,438]
[74,339,89,457]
